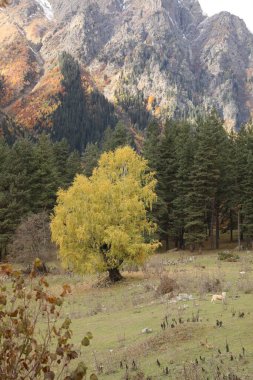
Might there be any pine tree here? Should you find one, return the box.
[101,127,114,152]
[0,139,35,258]
[234,124,253,246]
[65,150,81,186]
[151,121,178,248]
[102,122,133,152]
[208,112,230,249]
[0,139,11,259]
[172,121,195,248]
[184,115,220,251]
[82,143,100,177]
[143,121,167,243]
[223,130,238,243]
[242,150,253,248]
[143,120,160,170]
[32,134,58,211]
[53,139,71,188]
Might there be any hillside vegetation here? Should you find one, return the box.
[3,246,252,379]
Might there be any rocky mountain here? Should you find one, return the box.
[1,0,253,132]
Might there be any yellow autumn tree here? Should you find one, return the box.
[51,146,158,281]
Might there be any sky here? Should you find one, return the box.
[198,0,253,32]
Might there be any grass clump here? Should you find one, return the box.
[218,251,240,262]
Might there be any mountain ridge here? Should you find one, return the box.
[0,0,253,133]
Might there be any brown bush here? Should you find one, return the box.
[0,262,96,380]
[156,275,178,296]
[8,211,56,264]
[199,275,222,293]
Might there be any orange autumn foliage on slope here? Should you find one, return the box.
[0,13,41,107]
[12,65,63,129]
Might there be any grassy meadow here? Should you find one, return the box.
[24,237,253,379]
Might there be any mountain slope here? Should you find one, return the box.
[1,0,253,132]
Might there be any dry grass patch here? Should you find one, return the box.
[95,324,208,376]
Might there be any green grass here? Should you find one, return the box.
[41,248,253,379]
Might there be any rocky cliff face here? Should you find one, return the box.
[1,0,253,130]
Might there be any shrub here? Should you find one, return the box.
[8,211,56,264]
[238,277,253,294]
[218,251,240,262]
[200,276,222,293]
[156,275,178,296]
[0,261,97,380]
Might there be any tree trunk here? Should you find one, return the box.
[179,230,184,250]
[230,209,233,242]
[210,199,215,249]
[0,245,6,262]
[108,267,123,282]
[238,209,241,250]
[215,205,220,249]
[163,235,169,251]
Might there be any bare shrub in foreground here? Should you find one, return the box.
[0,262,96,380]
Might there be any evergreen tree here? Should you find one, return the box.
[0,139,35,258]
[172,121,195,248]
[233,124,253,246]
[207,112,230,249]
[0,139,11,259]
[82,143,100,177]
[158,121,180,248]
[102,121,133,152]
[183,112,231,251]
[53,139,71,188]
[0,136,82,260]
[32,134,58,211]
[242,150,253,248]
[101,127,114,152]
[223,130,239,242]
[184,115,220,250]
[53,138,81,188]
[143,121,167,242]
[65,150,81,186]
[143,120,160,170]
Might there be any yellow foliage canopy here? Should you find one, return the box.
[51,146,158,275]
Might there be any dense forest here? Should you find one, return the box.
[1,110,253,261]
[143,112,253,251]
[0,136,81,259]
[0,122,134,260]
[80,112,253,252]
[49,52,118,151]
